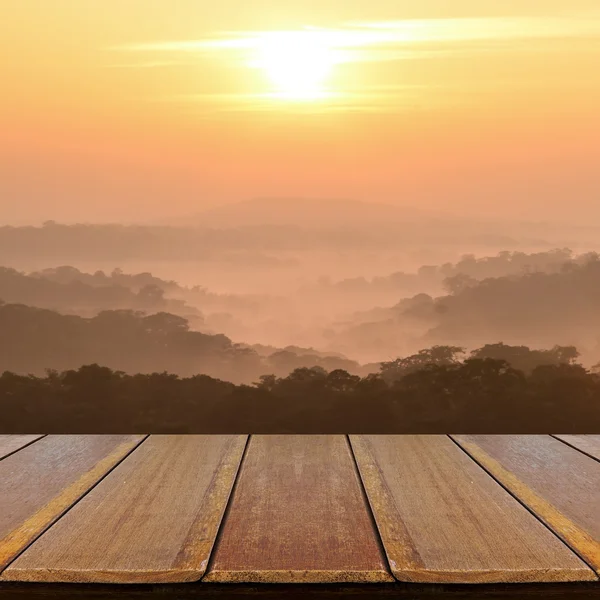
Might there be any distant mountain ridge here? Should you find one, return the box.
[164,197,440,229]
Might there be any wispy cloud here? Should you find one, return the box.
[147,90,430,114]
[347,15,600,43]
[113,14,600,58]
[103,61,181,69]
[108,14,600,111]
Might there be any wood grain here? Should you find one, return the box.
[0,435,144,573]
[204,435,393,583]
[350,435,595,583]
[453,435,600,575]
[0,435,45,460]
[554,435,600,462]
[1,581,600,600]
[2,435,247,583]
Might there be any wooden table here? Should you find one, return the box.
[0,435,598,598]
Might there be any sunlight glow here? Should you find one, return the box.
[114,13,600,107]
[247,32,339,100]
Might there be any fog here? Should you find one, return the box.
[2,198,600,383]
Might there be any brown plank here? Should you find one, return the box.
[2,582,600,600]
[204,435,393,583]
[2,435,247,583]
[0,436,45,460]
[554,435,600,462]
[0,435,144,573]
[350,435,596,583]
[453,435,600,575]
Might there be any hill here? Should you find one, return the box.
[167,197,436,229]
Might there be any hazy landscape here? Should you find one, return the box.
[3,201,600,430]
[2,7,600,600]
[3,199,600,380]
[2,0,600,431]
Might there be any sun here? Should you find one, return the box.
[249,31,337,100]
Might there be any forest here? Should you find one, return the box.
[3,247,600,374]
[2,350,598,432]
[2,222,600,431]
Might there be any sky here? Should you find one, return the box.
[1,0,599,224]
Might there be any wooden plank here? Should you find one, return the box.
[0,435,144,573]
[0,435,45,460]
[453,435,600,575]
[2,435,247,584]
[2,581,600,600]
[204,435,393,583]
[554,435,600,462]
[350,435,596,583]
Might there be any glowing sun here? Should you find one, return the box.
[250,31,337,100]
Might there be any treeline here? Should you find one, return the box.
[314,248,580,297]
[0,220,523,264]
[2,356,599,432]
[0,265,278,320]
[426,255,600,348]
[3,248,592,348]
[0,302,361,384]
[0,266,200,320]
[436,248,587,281]
[340,255,600,362]
[29,265,179,292]
[0,222,273,262]
[0,222,407,263]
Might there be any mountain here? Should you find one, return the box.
[149,198,600,250]
[165,197,438,229]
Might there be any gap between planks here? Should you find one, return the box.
[451,435,600,577]
[550,435,600,463]
[2,435,247,583]
[0,435,148,574]
[350,435,596,584]
[203,435,394,583]
[0,435,47,462]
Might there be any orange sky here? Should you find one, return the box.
[1,0,599,224]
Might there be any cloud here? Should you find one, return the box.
[103,61,181,69]
[147,84,436,114]
[346,15,600,44]
[107,14,600,111]
[112,13,600,59]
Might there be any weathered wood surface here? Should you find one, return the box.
[453,435,600,575]
[1,581,599,600]
[204,435,393,583]
[1,434,598,590]
[554,435,600,461]
[0,435,144,573]
[350,435,594,583]
[2,435,247,583]
[0,436,44,461]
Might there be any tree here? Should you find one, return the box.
[471,343,580,375]
[285,366,328,382]
[443,273,477,295]
[325,369,360,393]
[136,284,166,310]
[142,312,189,335]
[380,345,465,384]
[254,374,277,391]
